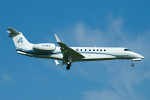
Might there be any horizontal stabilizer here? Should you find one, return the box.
[7,28,21,37]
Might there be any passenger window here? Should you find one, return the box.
[85,49,86,51]
[97,49,99,51]
[100,49,102,51]
[76,49,78,51]
[89,49,91,51]
[80,49,82,51]
[93,49,95,51]
[104,49,106,51]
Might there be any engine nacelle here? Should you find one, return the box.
[33,43,56,51]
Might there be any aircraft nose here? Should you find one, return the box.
[129,52,144,59]
[135,53,144,59]
[136,53,144,59]
[140,55,144,59]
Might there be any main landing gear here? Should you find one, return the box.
[66,62,71,70]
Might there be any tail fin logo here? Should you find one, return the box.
[17,37,23,43]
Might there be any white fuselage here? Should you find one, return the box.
[17,46,144,63]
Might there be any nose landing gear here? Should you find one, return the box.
[131,59,142,67]
[131,60,134,67]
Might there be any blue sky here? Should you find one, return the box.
[0,0,150,100]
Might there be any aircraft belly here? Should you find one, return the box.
[20,52,63,60]
[33,54,62,59]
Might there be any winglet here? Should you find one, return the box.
[55,34,61,42]
[7,28,20,34]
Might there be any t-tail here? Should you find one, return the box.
[7,28,33,50]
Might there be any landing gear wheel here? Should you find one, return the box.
[66,61,71,70]
[66,66,70,70]
[131,63,134,67]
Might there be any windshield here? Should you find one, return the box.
[124,49,130,51]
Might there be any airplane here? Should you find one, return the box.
[7,28,144,70]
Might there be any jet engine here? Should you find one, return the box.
[33,43,56,51]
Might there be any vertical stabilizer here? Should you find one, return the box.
[7,28,33,50]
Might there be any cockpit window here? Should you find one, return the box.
[124,49,130,51]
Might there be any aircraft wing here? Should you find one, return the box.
[55,34,84,61]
